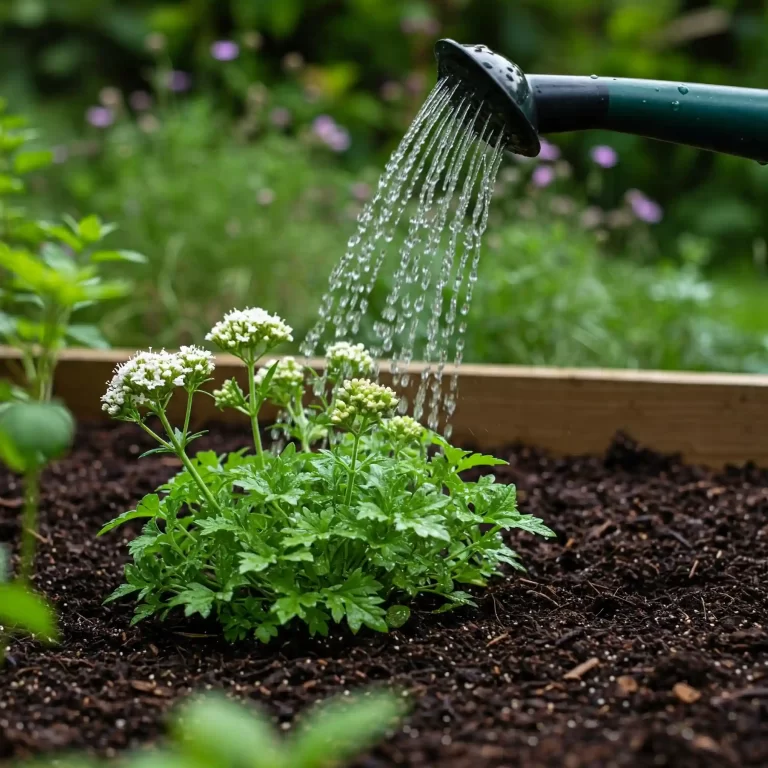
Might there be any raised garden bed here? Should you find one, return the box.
[2,348,768,767]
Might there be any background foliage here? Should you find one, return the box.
[1,0,767,371]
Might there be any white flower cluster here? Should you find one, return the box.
[102,347,213,418]
[177,345,215,390]
[212,378,246,410]
[205,307,293,360]
[382,415,424,442]
[325,341,374,380]
[330,378,398,427]
[254,356,305,405]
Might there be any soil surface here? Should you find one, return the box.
[1,423,767,768]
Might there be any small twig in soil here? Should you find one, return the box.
[663,528,693,549]
[527,590,560,608]
[554,628,585,647]
[486,633,509,647]
[689,559,699,579]
[564,657,600,681]
[712,687,768,706]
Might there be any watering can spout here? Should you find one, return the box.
[435,38,768,163]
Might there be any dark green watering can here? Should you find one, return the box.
[435,39,768,163]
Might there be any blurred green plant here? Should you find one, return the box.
[463,217,768,373]
[0,541,58,667]
[49,95,368,349]
[0,100,146,398]
[4,0,768,269]
[0,102,144,663]
[12,688,403,767]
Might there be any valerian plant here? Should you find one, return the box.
[12,687,403,768]
[100,306,555,642]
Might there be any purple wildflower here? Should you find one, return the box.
[626,189,663,224]
[211,40,239,62]
[129,91,153,111]
[312,115,351,153]
[326,127,351,152]
[538,139,560,162]
[269,108,292,128]
[590,145,618,168]
[532,165,555,188]
[168,71,192,93]
[86,106,114,128]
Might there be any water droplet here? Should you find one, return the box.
[299,79,503,439]
[590,74,598,79]
[671,101,680,111]
[678,85,689,95]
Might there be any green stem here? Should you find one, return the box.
[246,359,264,468]
[450,524,503,564]
[19,468,40,583]
[344,430,362,507]
[182,389,194,442]
[155,410,222,514]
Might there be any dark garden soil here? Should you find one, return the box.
[1,423,768,768]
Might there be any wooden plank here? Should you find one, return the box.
[2,346,768,467]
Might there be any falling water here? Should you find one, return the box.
[301,77,505,435]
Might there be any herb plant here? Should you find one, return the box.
[100,306,555,642]
[10,687,402,768]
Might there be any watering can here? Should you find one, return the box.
[435,39,768,163]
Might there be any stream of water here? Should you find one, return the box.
[301,77,505,437]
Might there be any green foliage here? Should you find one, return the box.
[0,103,145,401]
[49,98,366,350]
[100,316,554,642]
[0,543,58,666]
[10,688,403,768]
[461,219,768,373]
[0,400,74,472]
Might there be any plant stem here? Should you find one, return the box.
[344,430,362,507]
[155,410,222,513]
[246,360,264,468]
[19,468,40,583]
[182,390,194,441]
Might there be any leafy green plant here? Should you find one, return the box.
[0,102,141,662]
[99,306,554,642]
[0,100,146,401]
[0,396,67,663]
[461,219,768,373]
[50,97,367,349]
[11,687,403,767]
[0,542,58,666]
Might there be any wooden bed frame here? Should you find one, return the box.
[2,347,767,468]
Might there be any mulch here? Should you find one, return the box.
[1,422,767,767]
